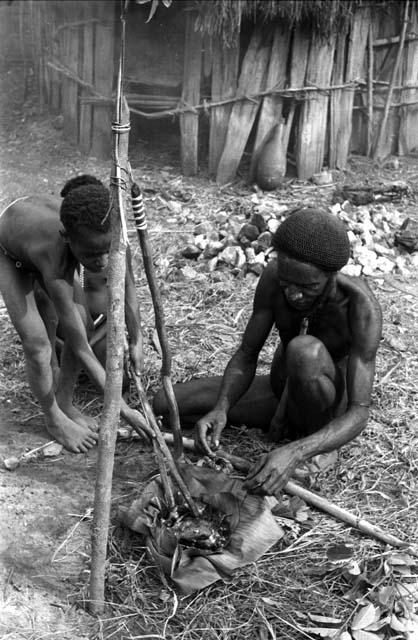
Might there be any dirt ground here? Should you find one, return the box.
[1,61,418,640]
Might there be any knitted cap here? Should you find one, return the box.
[273,207,350,271]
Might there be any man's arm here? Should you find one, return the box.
[46,274,150,436]
[245,282,382,494]
[195,265,277,453]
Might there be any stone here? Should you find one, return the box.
[312,170,333,185]
[194,234,208,250]
[267,218,280,234]
[253,231,272,253]
[194,221,214,235]
[341,263,362,277]
[181,245,202,259]
[203,241,224,259]
[247,261,264,276]
[219,245,246,269]
[374,243,395,257]
[245,247,256,263]
[238,223,260,243]
[376,256,395,273]
[249,212,268,233]
[215,211,228,225]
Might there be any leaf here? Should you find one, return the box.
[338,633,353,640]
[145,0,159,23]
[351,604,380,631]
[351,631,383,640]
[347,561,362,576]
[388,553,414,566]
[390,614,406,633]
[377,585,394,606]
[327,544,354,563]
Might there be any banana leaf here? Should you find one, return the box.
[118,464,284,594]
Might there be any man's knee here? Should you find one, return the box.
[286,335,325,373]
[22,334,52,366]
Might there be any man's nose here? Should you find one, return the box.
[286,285,303,300]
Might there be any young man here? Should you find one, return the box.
[153,207,382,495]
[0,175,147,453]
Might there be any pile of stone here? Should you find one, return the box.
[180,195,418,279]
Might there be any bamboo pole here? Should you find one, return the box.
[89,1,130,616]
[161,434,418,557]
[373,0,410,159]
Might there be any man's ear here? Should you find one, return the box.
[59,229,69,243]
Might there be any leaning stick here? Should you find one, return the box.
[130,370,200,518]
[161,433,418,557]
[130,182,183,461]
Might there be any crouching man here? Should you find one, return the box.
[154,207,382,495]
[0,175,148,453]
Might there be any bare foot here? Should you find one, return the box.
[59,403,99,432]
[45,413,98,453]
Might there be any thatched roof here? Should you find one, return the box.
[194,0,389,44]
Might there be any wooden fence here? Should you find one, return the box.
[8,0,418,183]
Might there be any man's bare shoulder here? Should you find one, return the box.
[336,272,381,309]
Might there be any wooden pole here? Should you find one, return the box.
[130,184,183,461]
[373,0,410,160]
[367,22,374,157]
[180,9,202,176]
[89,1,130,615]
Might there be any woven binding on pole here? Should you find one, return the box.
[131,183,147,230]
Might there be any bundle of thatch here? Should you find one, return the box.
[194,0,386,44]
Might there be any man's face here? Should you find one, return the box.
[277,254,331,311]
[67,230,112,273]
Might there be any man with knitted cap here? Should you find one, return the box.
[0,175,149,453]
[154,206,382,495]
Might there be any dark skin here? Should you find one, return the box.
[0,194,148,453]
[154,253,382,495]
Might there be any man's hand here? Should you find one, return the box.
[195,408,227,456]
[244,444,302,496]
[121,401,152,443]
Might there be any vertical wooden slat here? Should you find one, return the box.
[208,36,239,175]
[180,10,203,176]
[399,6,418,155]
[250,24,291,180]
[61,1,80,143]
[91,2,115,159]
[329,8,370,169]
[216,27,271,185]
[49,3,61,112]
[79,2,95,152]
[296,32,336,179]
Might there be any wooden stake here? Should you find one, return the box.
[89,2,130,614]
[374,0,410,160]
